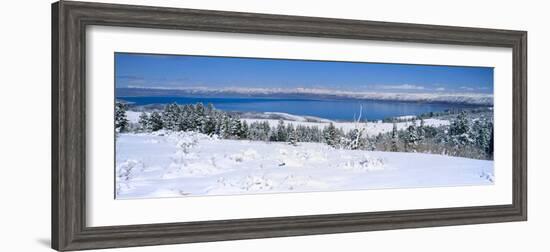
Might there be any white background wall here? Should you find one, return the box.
[0,0,547,251]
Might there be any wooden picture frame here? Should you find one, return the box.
[52,1,527,251]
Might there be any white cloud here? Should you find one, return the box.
[377,84,425,90]
[435,87,446,91]
[460,86,475,91]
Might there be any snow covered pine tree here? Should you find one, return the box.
[115,102,129,133]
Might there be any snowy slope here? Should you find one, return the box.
[258,112,333,123]
[241,118,450,136]
[116,131,493,199]
[126,111,143,124]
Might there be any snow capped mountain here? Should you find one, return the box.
[118,86,493,105]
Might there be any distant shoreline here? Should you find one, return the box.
[116,87,494,106]
[117,95,491,122]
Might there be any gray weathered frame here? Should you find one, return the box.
[52,1,527,251]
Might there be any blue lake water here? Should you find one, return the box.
[118,96,480,121]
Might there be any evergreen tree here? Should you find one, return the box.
[449,111,471,146]
[450,111,469,135]
[181,104,195,131]
[213,110,225,136]
[115,102,129,133]
[138,112,150,131]
[276,120,287,141]
[310,126,322,142]
[365,135,376,151]
[390,122,399,152]
[269,127,278,142]
[229,117,242,137]
[404,121,420,151]
[473,120,493,158]
[422,125,438,139]
[203,113,217,135]
[203,103,217,135]
[162,103,181,131]
[220,115,231,138]
[194,103,206,132]
[148,112,163,131]
[262,121,271,141]
[323,123,339,148]
[487,124,494,158]
[296,125,315,143]
[287,124,298,146]
[248,122,262,141]
[239,121,249,139]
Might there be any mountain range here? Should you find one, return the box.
[116,87,493,106]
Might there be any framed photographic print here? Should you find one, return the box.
[52,1,527,251]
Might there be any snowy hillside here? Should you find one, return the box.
[241,118,449,136]
[247,111,333,123]
[116,131,493,199]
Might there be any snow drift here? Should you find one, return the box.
[116,131,494,199]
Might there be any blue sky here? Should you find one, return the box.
[115,53,493,93]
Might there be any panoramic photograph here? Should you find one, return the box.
[114,52,494,199]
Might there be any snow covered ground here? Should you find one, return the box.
[245,111,333,123]
[116,131,493,199]
[126,110,143,124]
[241,118,449,136]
